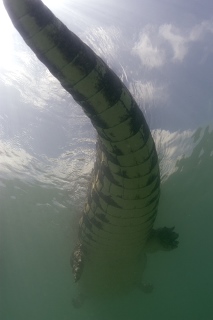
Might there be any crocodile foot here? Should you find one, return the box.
[137,282,154,294]
[156,226,179,250]
[145,226,179,253]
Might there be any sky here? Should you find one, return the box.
[1,2,213,319]
[0,0,213,181]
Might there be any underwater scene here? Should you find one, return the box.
[1,0,213,319]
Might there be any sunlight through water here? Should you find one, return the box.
[1,0,213,319]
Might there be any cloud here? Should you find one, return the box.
[159,24,188,61]
[133,19,213,68]
[130,80,168,107]
[132,27,165,68]
[189,20,213,41]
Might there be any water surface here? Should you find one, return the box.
[1,0,213,319]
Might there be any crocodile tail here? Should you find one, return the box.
[4,0,160,283]
[3,0,150,145]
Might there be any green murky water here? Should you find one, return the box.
[1,0,213,319]
[1,126,213,320]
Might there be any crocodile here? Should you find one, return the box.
[4,0,179,306]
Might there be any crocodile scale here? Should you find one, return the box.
[4,0,162,296]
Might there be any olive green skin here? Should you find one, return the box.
[4,0,173,298]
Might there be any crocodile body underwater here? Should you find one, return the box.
[4,0,179,305]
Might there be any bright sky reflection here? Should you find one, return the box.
[0,1,16,67]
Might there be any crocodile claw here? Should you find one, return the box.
[157,226,179,250]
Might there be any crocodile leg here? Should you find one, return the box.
[145,227,179,253]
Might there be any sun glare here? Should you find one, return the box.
[42,0,66,11]
[0,2,17,67]
[0,0,68,68]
